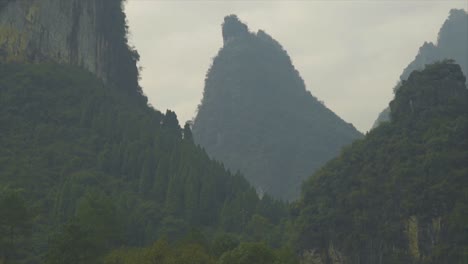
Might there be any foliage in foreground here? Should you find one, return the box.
[0,63,289,263]
[294,61,468,263]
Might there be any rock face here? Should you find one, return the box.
[193,15,362,201]
[0,0,140,93]
[373,9,467,128]
[296,61,468,263]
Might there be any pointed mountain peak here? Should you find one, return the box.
[437,9,468,46]
[194,16,362,200]
[448,8,467,18]
[222,14,249,44]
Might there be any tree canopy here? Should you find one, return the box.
[294,61,468,263]
[0,63,288,263]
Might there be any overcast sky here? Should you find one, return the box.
[124,1,467,132]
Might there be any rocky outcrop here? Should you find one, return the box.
[406,216,445,263]
[0,0,141,93]
[301,216,446,264]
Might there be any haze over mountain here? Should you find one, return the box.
[125,1,466,132]
[295,61,468,263]
[193,15,362,201]
[373,9,468,128]
[1,1,467,263]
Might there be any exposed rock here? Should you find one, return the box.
[406,215,445,263]
[0,0,140,93]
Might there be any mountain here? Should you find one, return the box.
[192,15,363,201]
[0,3,287,263]
[0,0,141,94]
[373,9,468,128]
[294,61,468,263]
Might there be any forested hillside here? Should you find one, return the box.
[1,1,466,263]
[0,1,295,262]
[294,61,468,263]
[193,15,362,201]
[0,63,289,263]
[373,9,467,128]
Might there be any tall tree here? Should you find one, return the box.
[0,188,31,263]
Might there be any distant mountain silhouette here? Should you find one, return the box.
[193,15,362,201]
[373,9,468,128]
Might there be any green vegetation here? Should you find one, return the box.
[104,239,216,264]
[0,188,32,263]
[94,0,143,96]
[193,15,362,201]
[1,5,466,263]
[294,61,468,263]
[373,9,467,127]
[103,237,298,264]
[0,63,289,263]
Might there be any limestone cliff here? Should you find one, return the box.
[0,0,141,93]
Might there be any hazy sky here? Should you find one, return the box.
[125,1,467,132]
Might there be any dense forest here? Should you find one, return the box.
[373,9,468,128]
[0,1,295,263]
[0,63,291,263]
[193,15,362,201]
[294,61,468,263]
[1,0,467,263]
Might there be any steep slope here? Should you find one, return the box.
[0,3,288,262]
[373,9,468,128]
[294,61,468,263]
[0,63,288,263]
[0,0,141,94]
[192,15,362,201]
